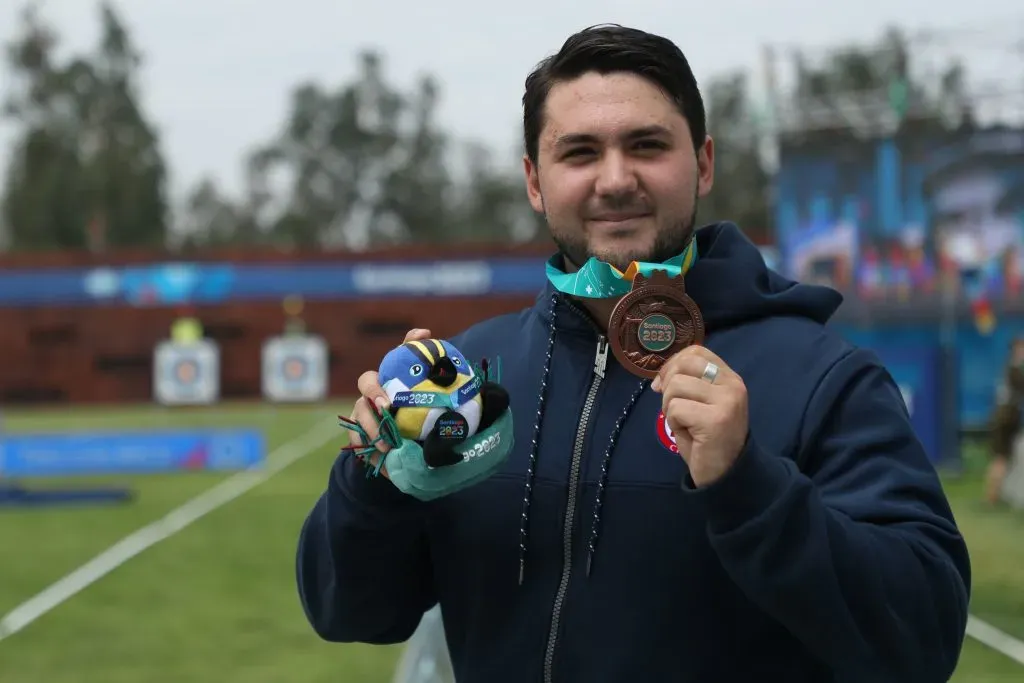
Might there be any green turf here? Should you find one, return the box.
[0,405,1020,682]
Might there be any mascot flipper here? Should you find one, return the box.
[337,339,513,502]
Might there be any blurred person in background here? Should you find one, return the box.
[296,24,970,683]
[987,336,1024,505]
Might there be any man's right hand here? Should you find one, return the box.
[348,328,433,479]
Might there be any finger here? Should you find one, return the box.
[404,328,432,342]
[345,403,390,477]
[654,346,734,391]
[349,397,391,454]
[660,373,716,412]
[665,397,714,434]
[677,345,736,382]
[357,370,391,412]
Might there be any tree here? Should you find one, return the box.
[245,50,526,249]
[696,72,772,241]
[173,176,262,249]
[779,26,974,140]
[1,2,169,251]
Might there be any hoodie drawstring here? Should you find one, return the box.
[517,294,559,585]
[585,379,648,576]
[517,294,649,584]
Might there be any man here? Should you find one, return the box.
[987,336,1024,505]
[296,24,971,682]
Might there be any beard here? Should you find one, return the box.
[550,191,699,273]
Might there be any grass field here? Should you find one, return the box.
[0,403,1022,682]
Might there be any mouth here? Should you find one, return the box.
[588,212,651,223]
[586,214,652,234]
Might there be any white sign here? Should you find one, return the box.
[153,340,220,406]
[262,335,328,403]
[392,606,454,683]
[351,262,492,295]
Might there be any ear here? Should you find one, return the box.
[523,154,545,214]
[696,135,715,198]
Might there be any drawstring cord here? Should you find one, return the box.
[517,294,559,585]
[585,380,648,577]
[517,293,649,584]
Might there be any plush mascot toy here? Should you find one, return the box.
[338,338,513,501]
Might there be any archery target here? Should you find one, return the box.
[153,340,220,406]
[262,335,328,402]
[174,358,200,384]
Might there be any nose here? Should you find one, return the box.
[593,150,638,198]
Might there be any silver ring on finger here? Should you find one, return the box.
[701,361,720,384]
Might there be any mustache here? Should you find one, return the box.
[585,198,653,220]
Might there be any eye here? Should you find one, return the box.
[563,147,594,160]
[452,358,462,366]
[634,139,668,152]
[410,364,424,376]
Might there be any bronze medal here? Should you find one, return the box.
[608,270,705,379]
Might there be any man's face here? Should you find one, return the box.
[523,71,714,273]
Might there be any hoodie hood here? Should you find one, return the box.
[687,221,843,330]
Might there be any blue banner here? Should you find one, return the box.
[775,128,1024,302]
[0,429,265,477]
[0,258,550,307]
[869,345,943,464]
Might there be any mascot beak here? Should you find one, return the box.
[427,356,459,387]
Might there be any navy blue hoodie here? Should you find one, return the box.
[296,222,971,683]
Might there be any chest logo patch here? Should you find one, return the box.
[656,411,679,454]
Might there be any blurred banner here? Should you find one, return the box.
[776,127,1024,306]
[0,248,797,308]
[0,429,265,477]
[870,344,943,464]
[261,335,329,403]
[0,259,545,307]
[153,339,220,406]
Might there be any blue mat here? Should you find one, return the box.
[0,483,134,508]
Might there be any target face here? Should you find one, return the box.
[174,358,200,385]
[282,356,308,382]
[262,335,328,403]
[153,340,220,406]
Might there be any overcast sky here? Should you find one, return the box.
[1,0,1021,208]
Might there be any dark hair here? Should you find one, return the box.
[522,24,706,164]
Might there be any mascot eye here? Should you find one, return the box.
[452,358,462,366]
[410,363,424,376]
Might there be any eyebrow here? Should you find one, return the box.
[554,125,672,148]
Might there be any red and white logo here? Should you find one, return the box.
[656,411,678,453]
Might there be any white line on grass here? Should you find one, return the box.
[9,419,1023,673]
[0,417,339,643]
[966,615,1024,666]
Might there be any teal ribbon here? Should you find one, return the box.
[545,240,698,299]
[389,374,483,410]
[384,408,515,502]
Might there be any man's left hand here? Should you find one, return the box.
[651,346,749,487]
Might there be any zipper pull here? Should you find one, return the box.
[594,336,609,378]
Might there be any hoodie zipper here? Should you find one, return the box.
[542,334,609,683]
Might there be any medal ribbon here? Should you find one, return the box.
[545,239,698,299]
